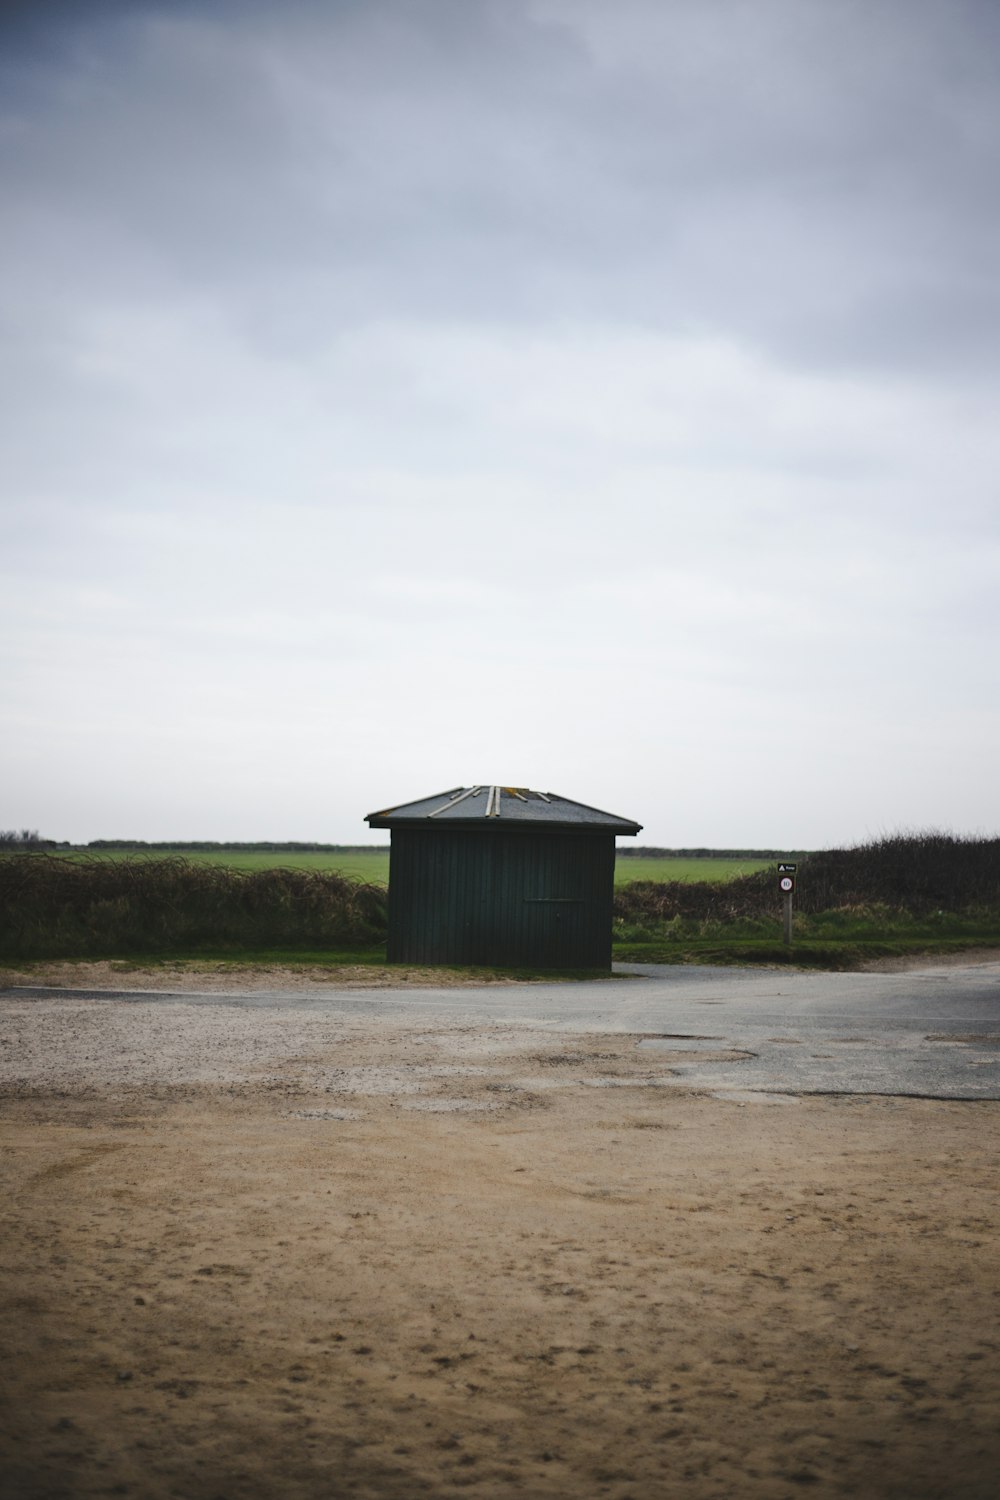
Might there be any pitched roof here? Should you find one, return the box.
[366,785,641,834]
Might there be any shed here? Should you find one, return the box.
[366,785,642,970]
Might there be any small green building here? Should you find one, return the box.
[366,784,642,970]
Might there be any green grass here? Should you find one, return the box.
[52,848,393,882]
[614,856,771,884]
[612,934,1000,969]
[613,907,1000,969]
[50,848,765,887]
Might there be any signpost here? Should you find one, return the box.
[778,863,797,944]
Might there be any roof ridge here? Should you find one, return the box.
[366,786,641,833]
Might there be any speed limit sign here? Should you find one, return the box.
[778,863,797,944]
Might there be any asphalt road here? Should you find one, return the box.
[6,957,1000,1100]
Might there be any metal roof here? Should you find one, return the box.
[366,785,642,834]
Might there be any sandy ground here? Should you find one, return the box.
[1,983,999,1499]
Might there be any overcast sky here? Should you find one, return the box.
[2,0,998,848]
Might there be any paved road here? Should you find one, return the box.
[6,958,1000,1100]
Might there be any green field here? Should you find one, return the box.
[60,849,395,883]
[614,856,771,884]
[54,849,770,886]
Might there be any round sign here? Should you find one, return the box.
[780,876,794,892]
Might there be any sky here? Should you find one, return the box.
[2,0,999,849]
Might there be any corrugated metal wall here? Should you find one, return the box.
[386,828,615,969]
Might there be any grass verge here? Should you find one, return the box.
[0,950,611,984]
[613,934,1000,969]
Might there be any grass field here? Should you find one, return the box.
[63,849,396,883]
[53,849,769,886]
[614,855,771,884]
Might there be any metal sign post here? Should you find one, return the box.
[778,864,797,945]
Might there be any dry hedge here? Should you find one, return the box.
[614,833,1000,927]
[0,854,388,959]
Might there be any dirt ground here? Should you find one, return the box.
[0,959,530,992]
[1,977,999,1499]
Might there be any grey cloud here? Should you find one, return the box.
[3,0,1000,373]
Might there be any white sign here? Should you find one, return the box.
[780,876,794,892]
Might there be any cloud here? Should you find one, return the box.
[1,0,998,843]
[6,0,1000,368]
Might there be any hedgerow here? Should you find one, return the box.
[614,832,1000,935]
[0,853,387,959]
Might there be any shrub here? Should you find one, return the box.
[0,853,388,959]
[613,832,1000,936]
[794,832,1000,913]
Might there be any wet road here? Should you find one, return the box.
[6,957,1000,1100]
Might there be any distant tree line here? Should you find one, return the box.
[4,836,799,857]
[84,841,390,852]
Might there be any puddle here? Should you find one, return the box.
[284,1108,362,1121]
[320,1064,490,1095]
[580,1075,681,1088]
[925,1034,1000,1046]
[401,1097,499,1113]
[711,1090,800,1106]
[637,1041,758,1063]
[637,1034,721,1048]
